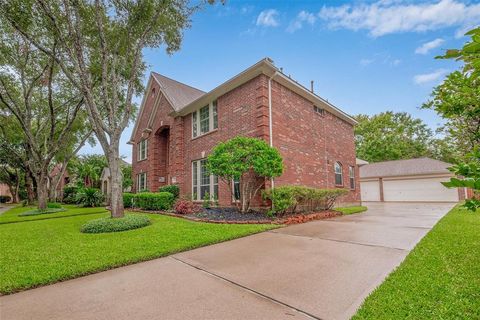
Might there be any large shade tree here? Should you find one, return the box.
[1,0,202,217]
[354,111,433,163]
[0,22,91,209]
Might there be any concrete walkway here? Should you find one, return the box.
[0,202,454,320]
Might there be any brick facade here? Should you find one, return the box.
[132,72,360,207]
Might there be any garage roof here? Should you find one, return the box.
[359,157,453,178]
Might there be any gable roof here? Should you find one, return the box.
[151,72,205,112]
[129,57,356,143]
[359,157,453,179]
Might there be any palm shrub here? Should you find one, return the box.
[76,188,104,207]
[62,186,78,204]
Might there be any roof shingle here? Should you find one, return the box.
[152,72,205,111]
[359,157,453,178]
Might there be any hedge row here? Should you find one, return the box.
[263,186,348,215]
[123,192,175,211]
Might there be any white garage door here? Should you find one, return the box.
[361,180,381,201]
[383,177,459,202]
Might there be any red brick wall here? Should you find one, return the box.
[132,74,360,206]
[270,80,360,205]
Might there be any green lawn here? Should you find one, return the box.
[353,205,480,319]
[0,206,277,295]
[335,206,368,215]
[0,205,108,224]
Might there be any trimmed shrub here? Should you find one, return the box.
[134,192,175,211]
[80,214,151,234]
[62,186,78,204]
[19,208,66,217]
[174,199,201,215]
[123,193,135,208]
[263,186,349,215]
[76,188,104,207]
[0,195,11,203]
[47,202,62,209]
[158,185,180,199]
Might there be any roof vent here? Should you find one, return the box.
[310,80,314,93]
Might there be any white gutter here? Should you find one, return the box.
[268,72,278,190]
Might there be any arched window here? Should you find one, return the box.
[334,162,343,186]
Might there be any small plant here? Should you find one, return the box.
[80,214,151,233]
[76,188,104,207]
[174,198,201,215]
[158,185,180,199]
[202,192,211,209]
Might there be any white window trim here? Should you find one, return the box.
[137,172,147,191]
[349,166,355,189]
[191,159,218,201]
[138,139,148,161]
[191,101,218,139]
[334,162,343,186]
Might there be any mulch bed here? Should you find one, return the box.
[130,207,341,225]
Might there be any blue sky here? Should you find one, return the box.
[80,0,480,162]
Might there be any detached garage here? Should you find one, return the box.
[359,158,468,203]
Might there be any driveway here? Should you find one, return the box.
[0,202,454,320]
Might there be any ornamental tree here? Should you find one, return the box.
[206,137,283,213]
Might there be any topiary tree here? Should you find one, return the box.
[206,137,283,213]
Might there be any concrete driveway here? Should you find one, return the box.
[0,202,454,320]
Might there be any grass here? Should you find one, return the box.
[353,205,480,320]
[80,214,151,233]
[0,205,107,224]
[0,206,277,295]
[18,208,67,216]
[335,206,368,215]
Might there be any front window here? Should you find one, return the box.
[192,100,218,138]
[138,139,148,161]
[233,177,240,201]
[334,162,343,186]
[137,172,147,191]
[192,159,218,200]
[349,166,355,189]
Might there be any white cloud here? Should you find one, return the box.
[256,9,280,27]
[318,0,480,37]
[360,58,374,66]
[287,10,316,33]
[413,69,448,84]
[415,38,445,54]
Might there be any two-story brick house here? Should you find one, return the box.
[129,58,360,206]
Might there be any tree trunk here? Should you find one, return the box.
[37,169,49,210]
[25,169,36,204]
[107,146,124,218]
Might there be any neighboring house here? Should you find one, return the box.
[48,165,71,201]
[0,183,12,202]
[359,157,470,202]
[129,58,360,206]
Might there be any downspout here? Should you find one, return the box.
[268,72,277,189]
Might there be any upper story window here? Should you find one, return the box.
[313,105,325,116]
[334,162,343,186]
[349,166,355,189]
[192,100,218,138]
[138,139,148,161]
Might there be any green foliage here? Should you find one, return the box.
[207,136,283,212]
[442,149,480,212]
[62,186,79,204]
[133,192,175,211]
[0,205,276,294]
[262,186,349,215]
[70,155,108,188]
[47,202,62,209]
[158,185,180,199]
[75,188,104,207]
[355,112,433,162]
[122,165,133,190]
[80,214,151,234]
[0,195,11,203]
[18,208,66,217]
[335,206,368,215]
[123,193,135,208]
[353,205,480,319]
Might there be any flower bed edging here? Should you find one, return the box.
[128,208,340,225]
